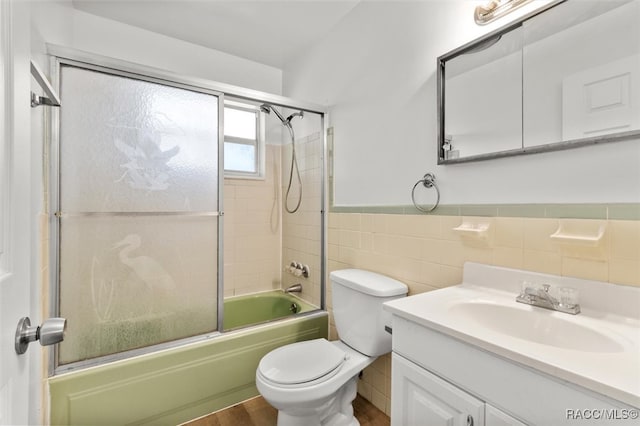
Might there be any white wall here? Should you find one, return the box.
[30,1,282,95]
[283,0,640,206]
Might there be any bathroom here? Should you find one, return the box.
[2,0,639,425]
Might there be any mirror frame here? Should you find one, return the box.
[437,0,640,164]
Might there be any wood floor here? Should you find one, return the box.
[183,394,390,426]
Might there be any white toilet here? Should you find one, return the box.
[256,269,408,426]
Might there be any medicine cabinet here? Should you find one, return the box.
[437,0,640,164]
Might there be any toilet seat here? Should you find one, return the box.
[258,339,346,385]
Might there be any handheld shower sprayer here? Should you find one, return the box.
[260,103,304,214]
[285,111,304,123]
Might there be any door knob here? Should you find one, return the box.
[15,316,67,355]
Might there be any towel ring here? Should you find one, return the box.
[411,173,440,213]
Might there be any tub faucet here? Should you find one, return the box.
[285,283,302,293]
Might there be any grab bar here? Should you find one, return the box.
[411,173,440,213]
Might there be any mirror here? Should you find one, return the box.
[438,0,640,164]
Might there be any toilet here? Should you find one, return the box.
[256,269,408,426]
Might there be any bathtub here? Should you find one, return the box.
[224,290,317,330]
[49,294,327,426]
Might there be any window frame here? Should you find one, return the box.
[223,100,266,180]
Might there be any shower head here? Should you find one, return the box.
[259,104,271,114]
[260,103,287,125]
[260,103,303,125]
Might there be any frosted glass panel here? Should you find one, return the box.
[58,215,218,364]
[59,65,219,212]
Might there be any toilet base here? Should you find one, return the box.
[275,375,359,426]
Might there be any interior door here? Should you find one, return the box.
[0,1,40,424]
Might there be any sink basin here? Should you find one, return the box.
[448,301,626,353]
[383,263,640,407]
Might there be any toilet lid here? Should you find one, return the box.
[258,339,346,385]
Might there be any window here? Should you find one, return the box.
[224,101,264,178]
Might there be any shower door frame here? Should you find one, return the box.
[47,45,328,376]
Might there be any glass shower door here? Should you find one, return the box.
[56,64,221,365]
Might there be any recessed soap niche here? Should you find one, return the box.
[550,220,608,260]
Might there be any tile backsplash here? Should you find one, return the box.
[326,212,640,415]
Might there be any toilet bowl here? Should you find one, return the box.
[256,339,373,426]
[256,269,408,426]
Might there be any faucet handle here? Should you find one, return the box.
[559,287,579,308]
[542,284,551,292]
[520,280,535,297]
[520,280,545,293]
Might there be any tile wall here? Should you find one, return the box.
[223,131,324,308]
[223,145,283,297]
[281,132,324,307]
[327,212,640,414]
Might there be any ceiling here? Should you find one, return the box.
[71,0,360,69]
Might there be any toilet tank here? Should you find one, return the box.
[330,269,408,357]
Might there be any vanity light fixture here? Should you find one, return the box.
[474,0,534,25]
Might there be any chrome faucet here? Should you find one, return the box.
[516,283,580,315]
[285,283,302,294]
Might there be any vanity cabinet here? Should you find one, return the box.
[485,404,526,426]
[392,353,483,426]
[392,353,524,426]
[390,316,634,425]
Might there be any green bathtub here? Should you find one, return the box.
[223,290,316,330]
[49,292,327,426]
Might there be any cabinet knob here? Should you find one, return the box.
[466,414,474,426]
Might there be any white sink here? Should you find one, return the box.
[383,263,640,407]
[447,301,626,353]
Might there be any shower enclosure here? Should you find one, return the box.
[49,50,326,372]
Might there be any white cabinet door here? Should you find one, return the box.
[486,404,527,426]
[392,353,484,426]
